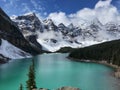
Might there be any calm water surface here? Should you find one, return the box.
[0,53,119,90]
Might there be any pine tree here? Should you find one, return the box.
[26,59,37,90]
[19,84,23,90]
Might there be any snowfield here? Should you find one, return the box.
[0,39,31,59]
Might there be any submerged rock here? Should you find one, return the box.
[32,87,80,90]
[57,86,80,90]
[39,88,49,90]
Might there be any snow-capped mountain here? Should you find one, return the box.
[12,13,120,52]
[0,8,42,63]
[105,22,120,39]
[11,12,43,36]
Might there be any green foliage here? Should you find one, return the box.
[69,39,120,66]
[56,47,75,53]
[19,84,23,90]
[26,59,37,90]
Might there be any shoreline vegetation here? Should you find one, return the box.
[68,57,120,79]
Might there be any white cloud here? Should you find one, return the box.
[20,0,45,17]
[38,31,56,40]
[47,0,120,26]
[2,0,45,16]
[30,0,44,12]
[95,0,112,8]
[48,12,70,26]
[36,13,45,20]
[21,3,31,13]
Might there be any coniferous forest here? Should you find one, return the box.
[69,39,120,66]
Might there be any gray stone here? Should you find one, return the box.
[57,86,80,90]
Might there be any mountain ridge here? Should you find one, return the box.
[12,12,120,52]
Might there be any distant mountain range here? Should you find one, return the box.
[0,7,120,62]
[12,12,120,52]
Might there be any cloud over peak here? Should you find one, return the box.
[95,0,112,8]
[47,0,120,26]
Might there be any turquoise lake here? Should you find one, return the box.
[0,53,119,90]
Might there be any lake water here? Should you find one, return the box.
[0,53,119,90]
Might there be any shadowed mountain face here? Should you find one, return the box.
[0,7,42,56]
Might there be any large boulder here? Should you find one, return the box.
[57,86,80,90]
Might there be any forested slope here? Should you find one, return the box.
[69,39,120,66]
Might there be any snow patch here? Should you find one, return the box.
[0,39,31,59]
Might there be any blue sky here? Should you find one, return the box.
[0,0,120,16]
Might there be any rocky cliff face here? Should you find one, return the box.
[0,8,42,62]
[0,54,9,64]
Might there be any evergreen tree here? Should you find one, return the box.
[26,59,37,90]
[69,39,120,66]
[19,84,23,90]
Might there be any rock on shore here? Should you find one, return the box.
[32,86,80,90]
[57,87,80,90]
[115,68,120,78]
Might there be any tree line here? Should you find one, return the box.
[69,39,120,66]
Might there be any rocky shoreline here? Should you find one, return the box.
[57,87,80,90]
[0,54,9,64]
[34,86,80,90]
[115,68,120,79]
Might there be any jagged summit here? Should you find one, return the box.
[43,19,57,31]
[43,19,53,25]
[68,23,74,29]
[23,12,36,16]
[12,12,43,34]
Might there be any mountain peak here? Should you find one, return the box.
[68,23,74,29]
[15,12,38,21]
[58,23,66,27]
[91,18,102,26]
[43,19,54,25]
[23,12,36,16]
